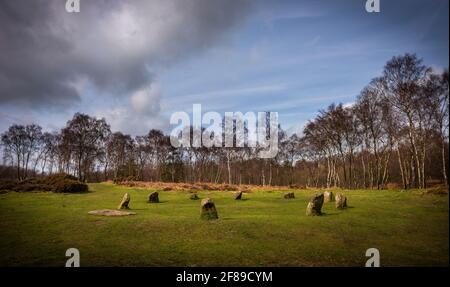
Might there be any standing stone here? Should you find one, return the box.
[118,193,130,209]
[335,193,348,209]
[323,191,334,203]
[306,193,324,216]
[200,198,218,220]
[235,191,243,200]
[148,191,159,203]
[284,192,295,199]
[190,193,199,200]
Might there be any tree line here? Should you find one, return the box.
[1,54,448,189]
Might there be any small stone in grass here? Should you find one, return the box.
[284,192,295,199]
[148,191,159,203]
[117,193,130,209]
[200,198,218,220]
[306,193,324,216]
[335,193,348,209]
[89,209,136,217]
[323,191,334,203]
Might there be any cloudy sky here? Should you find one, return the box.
[0,0,448,136]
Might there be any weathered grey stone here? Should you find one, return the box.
[235,191,243,200]
[284,192,295,199]
[88,209,136,217]
[335,193,348,209]
[148,191,159,203]
[306,193,324,216]
[118,193,130,209]
[323,191,334,203]
[200,198,218,220]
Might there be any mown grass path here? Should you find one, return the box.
[0,183,448,266]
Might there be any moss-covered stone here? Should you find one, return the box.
[306,193,324,216]
[200,198,218,220]
[148,191,159,203]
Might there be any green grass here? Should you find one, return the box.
[0,183,448,267]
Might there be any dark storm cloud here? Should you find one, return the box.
[0,0,252,108]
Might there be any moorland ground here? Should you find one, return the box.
[0,183,448,267]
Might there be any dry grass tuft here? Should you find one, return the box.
[112,180,310,192]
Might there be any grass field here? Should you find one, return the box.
[0,183,448,267]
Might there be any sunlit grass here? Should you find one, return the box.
[0,183,448,266]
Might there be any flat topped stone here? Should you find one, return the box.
[88,209,136,217]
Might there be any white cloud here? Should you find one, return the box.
[130,83,161,115]
[0,0,253,130]
[343,102,355,109]
[286,121,308,137]
[165,84,286,105]
[94,106,167,136]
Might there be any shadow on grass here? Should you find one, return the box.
[62,190,94,195]
[320,206,354,216]
[320,212,339,216]
[215,217,234,221]
[147,200,169,204]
